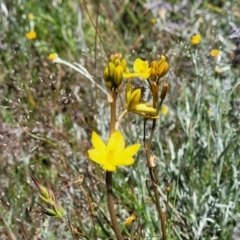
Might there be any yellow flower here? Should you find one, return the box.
[28,13,34,20]
[161,105,168,115]
[126,81,156,114]
[215,66,221,73]
[151,18,157,24]
[210,49,219,57]
[191,34,201,45]
[88,131,141,172]
[48,53,58,61]
[124,214,137,226]
[124,58,151,79]
[25,31,36,40]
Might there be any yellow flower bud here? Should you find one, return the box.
[157,61,169,78]
[110,53,122,62]
[121,58,127,71]
[114,58,121,66]
[113,65,123,87]
[108,62,115,79]
[103,67,109,82]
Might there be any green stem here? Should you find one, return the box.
[106,91,124,240]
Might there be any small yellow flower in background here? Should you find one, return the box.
[210,49,219,57]
[25,30,36,40]
[124,58,151,79]
[124,214,136,226]
[215,66,221,73]
[191,34,201,45]
[151,18,157,24]
[48,53,59,61]
[28,13,34,20]
[88,131,141,172]
[161,105,168,115]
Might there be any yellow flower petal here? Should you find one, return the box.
[135,103,156,114]
[102,163,116,171]
[122,144,141,156]
[114,155,134,166]
[127,89,141,110]
[133,58,145,72]
[133,58,151,79]
[92,132,106,155]
[107,131,125,157]
[88,149,107,165]
[114,144,140,166]
[124,214,136,226]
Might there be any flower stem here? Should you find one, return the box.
[144,119,166,240]
[106,171,124,240]
[106,91,124,240]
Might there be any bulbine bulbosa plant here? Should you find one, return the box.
[36,52,171,239]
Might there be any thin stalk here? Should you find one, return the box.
[106,91,124,240]
[144,119,166,240]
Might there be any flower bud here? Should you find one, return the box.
[157,61,169,78]
[105,80,113,89]
[114,58,121,66]
[108,62,115,79]
[113,65,123,87]
[103,67,109,82]
[110,53,122,62]
[151,82,159,102]
[150,68,157,82]
[121,58,127,71]
[160,83,169,101]
[151,61,158,69]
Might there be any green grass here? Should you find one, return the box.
[0,0,240,239]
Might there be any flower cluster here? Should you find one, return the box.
[103,53,127,90]
[88,53,170,171]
